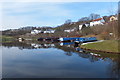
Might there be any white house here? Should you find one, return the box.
[50,30,55,33]
[44,30,55,33]
[79,23,89,30]
[109,15,118,22]
[64,28,76,33]
[89,18,105,26]
[79,25,83,30]
[64,30,71,33]
[31,29,41,34]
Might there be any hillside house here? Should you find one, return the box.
[64,28,76,33]
[109,15,118,22]
[44,29,55,33]
[31,29,42,34]
[79,24,89,30]
[103,15,118,23]
[64,30,71,33]
[89,18,105,26]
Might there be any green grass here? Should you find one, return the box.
[81,40,119,53]
[0,36,14,42]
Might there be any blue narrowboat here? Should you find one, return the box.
[59,37,97,42]
[77,37,97,42]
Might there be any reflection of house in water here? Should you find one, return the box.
[56,42,102,62]
[64,52,72,56]
[2,41,117,64]
[2,41,120,78]
[2,41,57,49]
[60,42,74,48]
[31,43,55,48]
[2,41,33,50]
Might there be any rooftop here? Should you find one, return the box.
[92,18,103,22]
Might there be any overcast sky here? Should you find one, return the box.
[0,1,118,30]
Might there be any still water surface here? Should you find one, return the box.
[1,41,120,78]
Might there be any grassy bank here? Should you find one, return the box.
[0,36,14,42]
[81,40,119,53]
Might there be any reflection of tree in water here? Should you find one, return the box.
[2,41,102,63]
[108,55,120,78]
[59,43,120,78]
[64,52,72,56]
[2,41,120,78]
[1,41,56,50]
[2,41,33,50]
[55,43,101,62]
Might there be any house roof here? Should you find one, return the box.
[92,18,103,21]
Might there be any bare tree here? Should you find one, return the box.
[64,19,72,24]
[78,17,89,22]
[108,2,117,15]
[89,13,100,20]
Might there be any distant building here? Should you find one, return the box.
[79,24,89,30]
[18,38,24,42]
[31,29,55,34]
[64,28,76,33]
[44,29,55,33]
[109,15,118,22]
[103,15,118,23]
[64,30,71,33]
[89,18,105,26]
[31,29,41,34]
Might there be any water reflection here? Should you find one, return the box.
[1,41,120,78]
